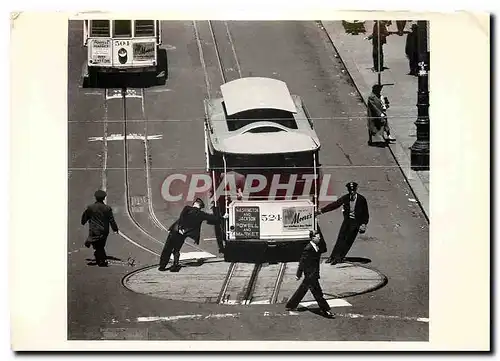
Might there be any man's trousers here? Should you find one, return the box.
[159,231,186,269]
[285,278,331,312]
[329,219,360,262]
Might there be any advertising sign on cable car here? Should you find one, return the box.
[282,206,314,231]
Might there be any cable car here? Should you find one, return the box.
[204,77,326,263]
[82,19,165,85]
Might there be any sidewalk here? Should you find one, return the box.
[321,20,429,221]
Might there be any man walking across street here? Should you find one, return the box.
[158,198,226,272]
[367,84,396,144]
[285,231,334,319]
[316,182,369,265]
[81,190,119,267]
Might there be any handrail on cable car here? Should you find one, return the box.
[222,154,229,238]
[313,152,318,231]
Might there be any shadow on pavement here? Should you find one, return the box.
[86,256,123,262]
[344,257,371,264]
[307,308,336,319]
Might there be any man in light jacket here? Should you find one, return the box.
[367,84,396,144]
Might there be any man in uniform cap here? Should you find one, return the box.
[158,198,226,272]
[316,182,369,265]
[81,190,119,267]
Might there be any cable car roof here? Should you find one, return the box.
[221,77,297,116]
[221,131,319,155]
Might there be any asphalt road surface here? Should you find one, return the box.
[68,20,429,342]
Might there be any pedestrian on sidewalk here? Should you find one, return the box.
[158,198,226,272]
[81,190,119,267]
[366,20,391,72]
[367,84,396,144]
[405,23,419,76]
[396,20,408,36]
[316,182,369,265]
[285,231,334,319]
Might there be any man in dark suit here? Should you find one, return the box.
[285,231,334,318]
[81,190,119,267]
[316,182,369,265]
[405,24,419,76]
[158,198,225,272]
[366,20,391,72]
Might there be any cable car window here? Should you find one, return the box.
[90,20,110,37]
[226,153,313,171]
[225,107,298,131]
[134,20,155,37]
[244,126,285,133]
[113,20,132,37]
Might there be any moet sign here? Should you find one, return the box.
[282,207,313,231]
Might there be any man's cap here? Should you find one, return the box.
[94,190,107,199]
[346,182,358,190]
[194,198,205,208]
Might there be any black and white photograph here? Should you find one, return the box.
[8,10,490,351]
[67,18,430,341]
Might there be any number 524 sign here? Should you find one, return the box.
[261,214,281,222]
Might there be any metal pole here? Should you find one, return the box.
[313,152,318,208]
[410,20,430,170]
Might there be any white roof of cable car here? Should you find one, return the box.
[220,77,297,116]
[221,132,318,154]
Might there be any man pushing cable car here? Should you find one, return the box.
[316,182,369,265]
[158,198,226,272]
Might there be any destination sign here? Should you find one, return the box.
[234,206,260,239]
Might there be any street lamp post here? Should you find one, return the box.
[410,20,430,171]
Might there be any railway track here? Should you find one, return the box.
[96,84,208,259]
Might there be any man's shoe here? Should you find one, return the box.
[325,258,333,264]
[330,258,344,265]
[170,264,181,272]
[285,306,297,312]
[322,310,335,319]
[98,261,108,267]
[158,266,167,272]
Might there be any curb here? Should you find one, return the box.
[319,21,429,223]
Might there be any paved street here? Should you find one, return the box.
[68,20,429,342]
